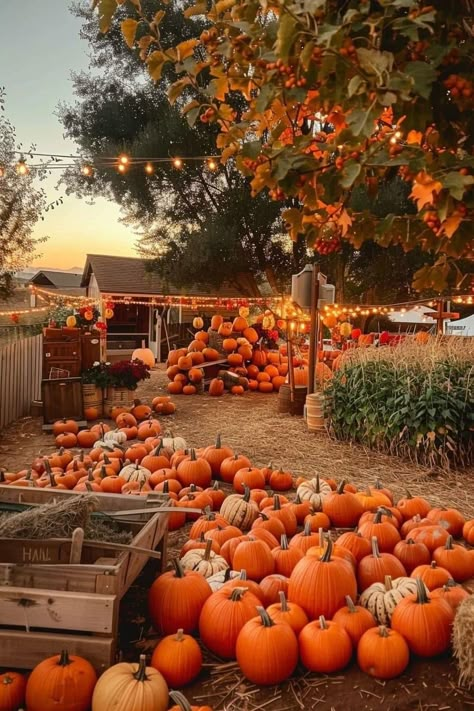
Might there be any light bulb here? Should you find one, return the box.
[207,159,217,170]
[173,158,183,169]
[16,161,28,176]
[145,162,154,174]
[82,165,93,176]
[118,153,130,165]
[118,163,127,174]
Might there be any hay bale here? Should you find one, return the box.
[0,495,98,540]
[453,595,474,688]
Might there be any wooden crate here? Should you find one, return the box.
[41,377,84,425]
[0,487,170,672]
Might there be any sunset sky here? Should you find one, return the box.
[0,0,137,269]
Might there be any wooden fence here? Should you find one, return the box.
[0,334,42,429]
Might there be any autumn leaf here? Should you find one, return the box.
[215,0,236,13]
[337,209,352,236]
[97,0,117,33]
[184,3,206,17]
[409,171,443,210]
[406,130,423,145]
[282,208,303,241]
[121,19,138,48]
[147,51,168,82]
[440,215,462,239]
[176,39,198,61]
[327,109,347,134]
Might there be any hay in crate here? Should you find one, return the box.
[0,494,98,539]
[453,596,474,688]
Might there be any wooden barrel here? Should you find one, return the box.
[103,387,134,417]
[278,384,307,415]
[306,393,326,432]
[82,384,104,417]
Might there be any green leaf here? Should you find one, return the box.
[317,23,341,47]
[121,18,138,48]
[441,172,474,201]
[276,14,298,62]
[347,106,378,137]
[347,75,366,98]
[300,41,314,71]
[356,48,393,81]
[405,61,437,99]
[339,161,361,189]
[97,0,117,33]
[375,214,395,236]
[256,83,277,113]
[242,141,262,159]
[147,50,167,82]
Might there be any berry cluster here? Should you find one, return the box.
[444,75,473,101]
[200,107,217,124]
[266,59,307,89]
[315,236,341,255]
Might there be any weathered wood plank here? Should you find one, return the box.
[0,334,43,429]
[0,585,116,634]
[0,629,115,672]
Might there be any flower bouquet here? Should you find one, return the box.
[109,359,151,391]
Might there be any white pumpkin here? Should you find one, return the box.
[104,429,127,444]
[161,431,187,451]
[120,462,152,484]
[296,474,332,511]
[359,575,427,625]
[219,487,259,531]
[206,569,241,592]
[92,441,118,451]
[180,540,229,578]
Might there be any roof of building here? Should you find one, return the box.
[29,270,84,289]
[81,254,262,297]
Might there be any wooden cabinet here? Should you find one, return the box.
[43,339,81,379]
[81,331,105,369]
[41,378,83,424]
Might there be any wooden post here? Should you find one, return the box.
[156,312,162,363]
[99,297,107,362]
[286,323,295,402]
[307,264,320,396]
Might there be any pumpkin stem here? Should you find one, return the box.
[190,448,197,461]
[384,575,393,591]
[318,527,325,548]
[294,494,302,504]
[176,628,185,641]
[1,674,14,685]
[216,433,222,448]
[318,615,328,630]
[374,478,383,490]
[405,489,413,499]
[85,482,94,492]
[242,485,251,503]
[223,568,232,582]
[0,470,5,483]
[48,472,57,487]
[444,578,458,590]
[172,558,186,578]
[303,521,312,536]
[445,535,454,550]
[212,480,219,491]
[378,625,389,638]
[315,473,321,493]
[239,569,248,580]
[229,586,248,601]
[134,654,148,682]
[321,537,333,562]
[256,606,275,627]
[58,650,71,666]
[162,480,169,494]
[371,536,381,558]
[273,495,281,510]
[345,596,357,613]
[203,538,213,561]
[279,591,289,611]
[169,691,193,711]
[280,534,289,550]
[415,577,430,604]
[374,509,384,524]
[337,479,346,494]
[203,506,214,518]
[430,561,439,569]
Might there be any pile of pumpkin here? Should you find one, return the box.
[166,313,291,395]
[1,431,474,710]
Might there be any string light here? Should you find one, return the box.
[16,160,29,176]
[0,306,49,317]
[172,158,183,169]
[118,154,130,165]
[117,163,127,174]
[207,159,217,171]
[81,165,93,176]
[145,162,154,175]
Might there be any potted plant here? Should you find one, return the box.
[81,362,111,418]
[104,359,151,414]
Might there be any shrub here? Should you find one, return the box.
[326,338,474,469]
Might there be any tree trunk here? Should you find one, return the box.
[333,254,346,302]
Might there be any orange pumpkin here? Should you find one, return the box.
[203,347,220,362]
[223,338,238,352]
[209,378,225,396]
[243,327,258,343]
[232,316,248,332]
[168,381,183,394]
[218,322,233,337]
[188,339,205,352]
[211,314,223,330]
[195,330,209,343]
[183,384,197,395]
[188,368,203,383]
[231,385,245,395]
[258,381,274,393]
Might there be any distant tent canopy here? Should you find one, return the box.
[446,314,474,337]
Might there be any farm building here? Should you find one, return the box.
[81,254,265,361]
